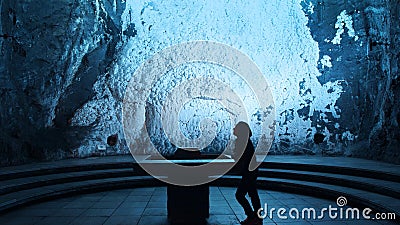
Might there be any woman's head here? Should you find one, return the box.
[233,121,252,139]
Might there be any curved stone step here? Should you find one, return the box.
[259,161,400,182]
[4,165,398,200]
[0,168,140,195]
[0,156,398,223]
[258,168,400,199]
[3,163,398,202]
[0,156,136,181]
[263,155,400,177]
[2,155,399,182]
[215,176,400,223]
[0,176,161,213]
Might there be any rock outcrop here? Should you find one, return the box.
[0,0,398,165]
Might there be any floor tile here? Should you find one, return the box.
[207,214,239,225]
[63,200,95,209]
[137,215,169,225]
[120,201,147,208]
[81,208,115,217]
[103,215,140,225]
[0,216,43,225]
[142,207,167,216]
[210,206,234,215]
[69,216,108,225]
[124,195,151,202]
[35,216,75,225]
[1,186,387,225]
[53,208,84,217]
[91,201,121,209]
[112,207,144,216]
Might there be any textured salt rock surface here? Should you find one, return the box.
[1,0,399,164]
[73,0,345,156]
[331,10,359,45]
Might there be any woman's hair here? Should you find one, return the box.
[235,121,252,138]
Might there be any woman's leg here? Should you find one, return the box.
[235,179,254,217]
[247,180,261,214]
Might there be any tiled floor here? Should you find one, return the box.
[0,187,394,225]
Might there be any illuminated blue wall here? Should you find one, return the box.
[72,0,353,156]
[0,0,399,165]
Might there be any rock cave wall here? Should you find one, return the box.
[0,0,398,165]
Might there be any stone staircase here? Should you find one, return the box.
[0,155,398,223]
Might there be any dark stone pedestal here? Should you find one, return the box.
[167,184,209,223]
[149,148,233,223]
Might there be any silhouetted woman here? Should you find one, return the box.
[233,122,262,225]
